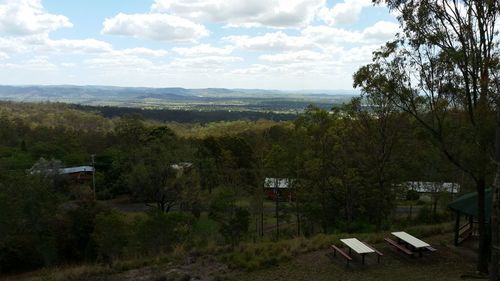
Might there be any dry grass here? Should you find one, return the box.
[3,223,461,281]
[230,233,476,281]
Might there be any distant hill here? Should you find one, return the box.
[0,85,358,112]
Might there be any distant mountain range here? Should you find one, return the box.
[0,85,359,112]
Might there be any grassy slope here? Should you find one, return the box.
[232,233,476,281]
[5,231,478,281]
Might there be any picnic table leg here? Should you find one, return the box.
[377,254,380,264]
[362,254,366,265]
[419,248,423,257]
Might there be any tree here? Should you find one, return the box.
[28,157,66,191]
[92,210,130,266]
[341,97,408,228]
[0,176,60,273]
[294,106,339,233]
[127,126,183,212]
[196,137,223,194]
[209,189,249,247]
[359,0,499,274]
[265,145,288,240]
[134,211,194,255]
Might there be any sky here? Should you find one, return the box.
[0,0,400,90]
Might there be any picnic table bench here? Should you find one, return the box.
[331,244,352,266]
[384,237,414,256]
[390,231,436,257]
[338,238,381,265]
[363,240,384,263]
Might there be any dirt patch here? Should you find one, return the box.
[108,255,229,281]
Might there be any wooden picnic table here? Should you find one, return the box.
[340,238,376,264]
[391,231,432,257]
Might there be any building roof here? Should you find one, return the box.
[59,166,94,175]
[264,178,294,189]
[448,189,492,219]
[404,181,460,193]
[170,162,193,170]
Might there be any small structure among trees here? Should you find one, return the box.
[263,177,295,201]
[404,182,460,195]
[59,166,94,183]
[28,158,94,185]
[448,189,492,246]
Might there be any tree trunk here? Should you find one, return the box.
[490,127,500,281]
[408,204,413,220]
[433,198,438,222]
[261,205,264,237]
[276,188,280,240]
[477,177,489,274]
[491,166,499,280]
[296,199,301,236]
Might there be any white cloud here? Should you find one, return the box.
[339,44,380,64]
[0,0,72,36]
[259,50,330,63]
[0,35,113,55]
[301,25,361,44]
[231,64,275,75]
[230,59,343,83]
[361,21,399,41]
[111,47,168,57]
[151,0,325,28]
[60,62,76,67]
[170,56,243,70]
[0,37,26,54]
[85,56,156,70]
[0,35,171,60]
[223,20,398,54]
[1,55,57,71]
[0,0,398,90]
[319,0,372,25]
[172,44,233,57]
[302,21,399,47]
[83,47,170,71]
[224,31,314,51]
[102,13,209,42]
[41,38,113,54]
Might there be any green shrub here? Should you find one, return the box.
[92,209,130,263]
[209,191,250,247]
[337,221,375,233]
[133,211,194,255]
[416,206,433,222]
[406,190,420,201]
[406,222,452,237]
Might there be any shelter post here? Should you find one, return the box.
[454,211,460,246]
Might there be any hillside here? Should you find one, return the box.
[0,85,357,112]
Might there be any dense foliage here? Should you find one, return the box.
[0,101,462,274]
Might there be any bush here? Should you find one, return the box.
[54,201,110,263]
[219,207,250,247]
[416,206,433,223]
[415,206,452,224]
[92,210,130,263]
[336,221,375,233]
[406,222,452,237]
[406,190,420,201]
[133,211,194,255]
[209,191,250,247]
